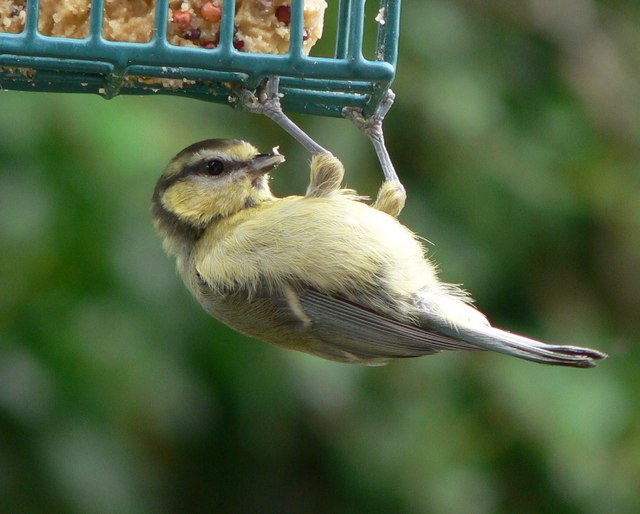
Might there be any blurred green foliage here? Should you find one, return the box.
[1,1,639,513]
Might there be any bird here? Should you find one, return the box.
[151,138,607,368]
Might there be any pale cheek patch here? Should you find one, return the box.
[162,183,219,225]
[162,178,255,224]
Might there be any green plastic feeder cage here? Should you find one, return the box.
[0,0,401,117]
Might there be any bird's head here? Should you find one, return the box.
[151,139,285,252]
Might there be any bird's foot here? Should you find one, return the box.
[343,89,395,143]
[238,75,283,118]
[343,89,404,205]
[238,76,327,155]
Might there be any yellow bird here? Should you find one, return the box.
[151,138,607,367]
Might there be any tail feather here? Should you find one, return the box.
[435,322,607,368]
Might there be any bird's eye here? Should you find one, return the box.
[205,159,225,176]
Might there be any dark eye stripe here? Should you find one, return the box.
[157,158,246,191]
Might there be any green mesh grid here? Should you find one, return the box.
[0,0,401,117]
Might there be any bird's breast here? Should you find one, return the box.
[190,195,439,311]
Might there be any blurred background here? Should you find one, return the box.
[1,0,639,512]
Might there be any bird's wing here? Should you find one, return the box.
[297,289,606,368]
[194,271,606,367]
[295,288,476,359]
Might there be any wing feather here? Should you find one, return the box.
[298,289,478,358]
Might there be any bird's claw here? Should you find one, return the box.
[344,89,403,188]
[238,76,284,119]
[237,76,327,155]
[343,89,396,143]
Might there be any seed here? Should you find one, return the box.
[201,2,222,23]
[275,5,291,25]
[183,27,201,40]
[172,9,192,27]
[202,32,220,49]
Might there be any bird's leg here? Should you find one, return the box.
[343,89,398,182]
[343,90,406,218]
[238,76,327,155]
[306,153,345,198]
[239,76,344,197]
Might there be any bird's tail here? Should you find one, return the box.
[437,322,607,368]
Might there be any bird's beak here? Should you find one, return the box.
[249,149,286,175]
